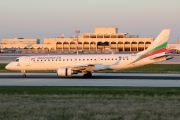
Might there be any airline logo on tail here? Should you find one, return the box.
[131,29,170,64]
[131,41,167,64]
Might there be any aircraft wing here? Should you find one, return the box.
[63,63,107,74]
[63,64,95,73]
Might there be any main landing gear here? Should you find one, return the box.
[83,72,92,78]
[21,70,26,78]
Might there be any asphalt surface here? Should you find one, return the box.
[0,73,180,87]
[1,53,180,87]
[1,73,180,80]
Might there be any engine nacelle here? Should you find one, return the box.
[57,68,73,77]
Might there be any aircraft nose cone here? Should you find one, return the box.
[5,64,10,70]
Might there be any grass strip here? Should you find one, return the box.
[0,87,180,120]
[0,86,180,96]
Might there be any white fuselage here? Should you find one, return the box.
[5,54,165,72]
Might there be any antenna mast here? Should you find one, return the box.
[75,30,80,55]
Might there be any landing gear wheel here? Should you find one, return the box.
[83,72,92,78]
[21,70,26,78]
[23,74,26,78]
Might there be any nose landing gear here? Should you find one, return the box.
[23,74,26,78]
[21,70,26,78]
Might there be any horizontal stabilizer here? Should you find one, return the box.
[150,54,173,60]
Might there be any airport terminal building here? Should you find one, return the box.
[1,27,156,53]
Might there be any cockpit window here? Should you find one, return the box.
[16,59,19,62]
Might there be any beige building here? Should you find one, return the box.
[1,38,40,48]
[2,38,40,44]
[1,27,154,53]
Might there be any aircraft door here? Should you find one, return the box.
[25,57,30,66]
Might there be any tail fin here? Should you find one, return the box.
[137,29,170,58]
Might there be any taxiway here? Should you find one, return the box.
[0,73,180,87]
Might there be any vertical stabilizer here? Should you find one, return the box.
[137,29,170,57]
[131,29,171,63]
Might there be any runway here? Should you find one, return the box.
[0,73,180,87]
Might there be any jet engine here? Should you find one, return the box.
[57,68,73,77]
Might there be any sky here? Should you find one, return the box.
[0,0,180,43]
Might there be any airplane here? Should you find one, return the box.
[0,48,6,53]
[5,29,172,78]
[168,46,180,54]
